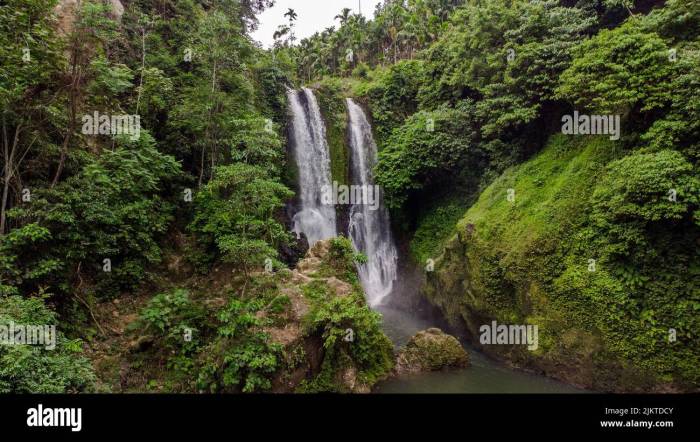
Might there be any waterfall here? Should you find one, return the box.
[346,98,398,307]
[287,88,337,246]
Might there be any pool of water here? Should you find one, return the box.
[373,305,583,394]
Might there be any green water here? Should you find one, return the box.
[373,306,583,394]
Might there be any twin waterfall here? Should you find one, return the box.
[288,88,398,306]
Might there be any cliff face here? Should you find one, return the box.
[54,0,124,36]
[425,228,612,390]
[54,0,79,35]
[269,239,394,393]
[313,81,351,235]
[424,134,699,393]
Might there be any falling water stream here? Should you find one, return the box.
[346,98,398,307]
[287,87,337,246]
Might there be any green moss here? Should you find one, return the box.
[297,238,394,391]
[426,134,700,391]
[459,134,614,251]
[315,79,350,186]
[396,328,469,372]
[410,197,472,266]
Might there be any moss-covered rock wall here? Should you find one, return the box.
[425,134,700,392]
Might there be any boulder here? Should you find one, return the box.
[395,328,470,375]
[307,239,331,259]
[297,256,322,275]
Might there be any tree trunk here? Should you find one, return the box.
[136,27,146,113]
[1,120,20,236]
[52,39,81,188]
[199,60,218,187]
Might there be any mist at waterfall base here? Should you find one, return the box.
[373,258,580,392]
[346,99,399,307]
[287,88,337,246]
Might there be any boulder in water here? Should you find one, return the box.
[395,328,470,375]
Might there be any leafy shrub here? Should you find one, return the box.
[641,0,700,43]
[0,224,58,296]
[0,295,96,393]
[196,297,281,393]
[4,132,179,298]
[352,62,370,79]
[556,20,675,115]
[138,288,284,393]
[301,291,394,392]
[637,37,700,162]
[326,236,367,279]
[375,101,485,209]
[589,149,700,258]
[138,289,208,375]
[189,163,293,278]
[356,60,423,144]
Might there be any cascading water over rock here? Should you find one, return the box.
[346,98,398,306]
[287,88,337,246]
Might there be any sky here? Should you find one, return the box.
[251,0,384,48]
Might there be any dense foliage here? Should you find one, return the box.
[359,0,699,390]
[0,0,294,392]
[292,0,465,80]
[0,295,96,393]
[1,0,697,393]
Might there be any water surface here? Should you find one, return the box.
[374,305,582,394]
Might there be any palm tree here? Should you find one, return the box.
[273,25,290,46]
[381,0,408,63]
[282,9,298,45]
[335,8,352,25]
[284,8,298,22]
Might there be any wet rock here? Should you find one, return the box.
[279,232,309,268]
[395,328,470,375]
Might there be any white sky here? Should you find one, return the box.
[251,0,384,48]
